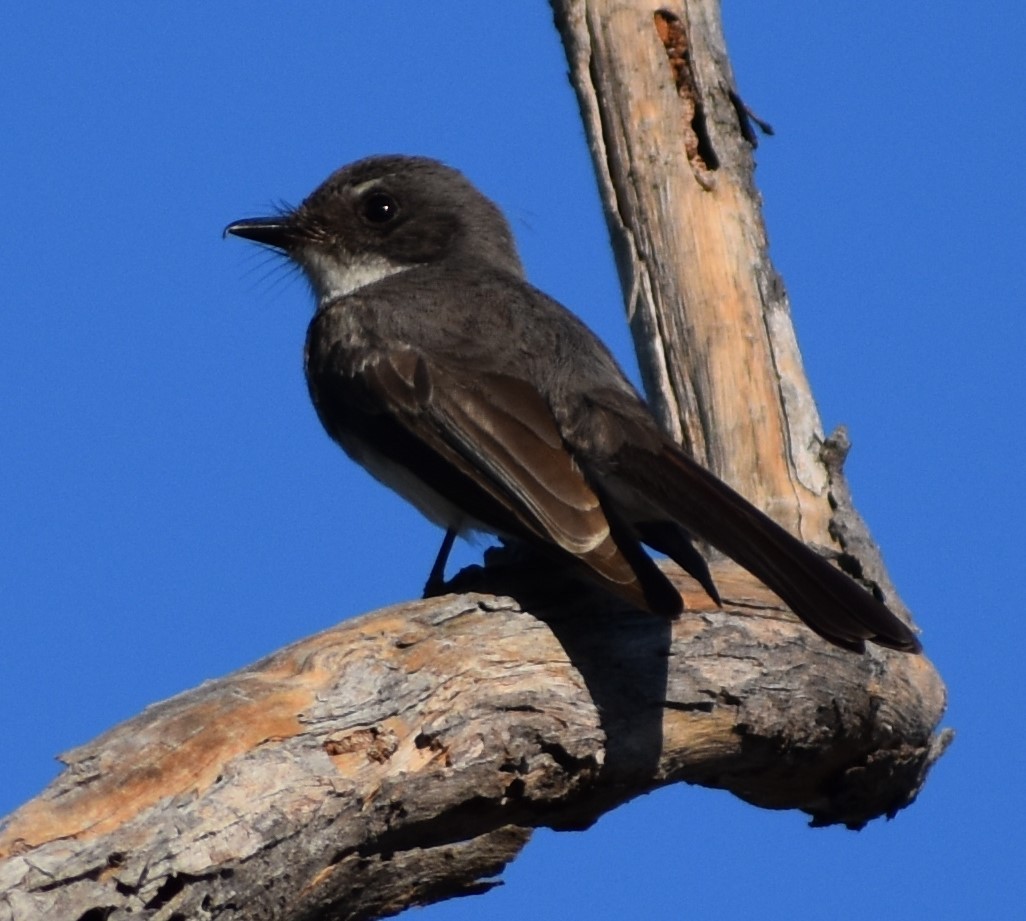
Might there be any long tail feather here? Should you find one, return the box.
[620,444,921,652]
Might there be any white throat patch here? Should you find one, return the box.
[299,249,410,304]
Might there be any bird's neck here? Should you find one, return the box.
[300,249,413,304]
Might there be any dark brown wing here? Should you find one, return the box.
[307,345,683,614]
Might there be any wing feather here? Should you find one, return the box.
[307,343,681,612]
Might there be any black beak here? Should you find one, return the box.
[223,217,294,250]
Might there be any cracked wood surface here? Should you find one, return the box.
[0,564,946,921]
[552,0,836,538]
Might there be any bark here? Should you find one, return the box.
[0,2,949,919]
[554,0,832,538]
[0,568,946,921]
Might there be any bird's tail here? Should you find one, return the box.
[619,443,921,653]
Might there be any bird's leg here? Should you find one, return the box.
[423,527,458,597]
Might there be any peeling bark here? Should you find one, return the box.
[552,0,834,537]
[0,566,947,921]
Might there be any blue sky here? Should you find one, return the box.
[2,3,1022,918]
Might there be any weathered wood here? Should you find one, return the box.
[552,0,834,537]
[0,565,946,921]
[0,2,950,919]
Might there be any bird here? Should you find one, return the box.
[225,154,920,654]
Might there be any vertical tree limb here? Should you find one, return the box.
[554,0,832,537]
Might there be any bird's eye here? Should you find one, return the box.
[360,190,400,225]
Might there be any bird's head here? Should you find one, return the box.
[225,155,524,303]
